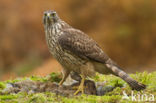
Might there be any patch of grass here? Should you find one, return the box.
[0,72,156,103]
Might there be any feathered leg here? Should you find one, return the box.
[59,69,70,85]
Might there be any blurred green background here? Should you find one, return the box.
[0,0,156,80]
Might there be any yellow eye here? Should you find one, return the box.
[51,13,56,17]
[44,13,47,17]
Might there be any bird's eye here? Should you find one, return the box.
[44,13,47,17]
[51,13,56,17]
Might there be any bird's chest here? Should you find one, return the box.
[46,37,64,59]
[47,38,85,71]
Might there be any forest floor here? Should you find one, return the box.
[0,71,156,103]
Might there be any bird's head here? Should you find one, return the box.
[43,10,59,26]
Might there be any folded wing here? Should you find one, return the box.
[58,29,109,63]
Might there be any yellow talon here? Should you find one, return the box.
[72,85,79,90]
[59,79,64,86]
[74,75,85,95]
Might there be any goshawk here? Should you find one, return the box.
[43,10,146,95]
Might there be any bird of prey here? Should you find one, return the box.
[43,10,146,95]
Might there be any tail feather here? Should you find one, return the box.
[125,77,146,91]
[105,59,146,91]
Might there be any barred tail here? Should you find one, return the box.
[105,59,146,91]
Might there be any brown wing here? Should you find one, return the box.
[58,28,109,63]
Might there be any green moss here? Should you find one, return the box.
[0,95,17,100]
[0,82,6,89]
[0,71,156,103]
[48,72,61,83]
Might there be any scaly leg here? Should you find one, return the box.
[59,69,70,86]
[74,74,85,95]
